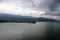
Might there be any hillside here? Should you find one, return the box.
[0,13,59,23]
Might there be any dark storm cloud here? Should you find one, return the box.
[38,0,60,19]
[22,0,60,17]
[49,0,60,11]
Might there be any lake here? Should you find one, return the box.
[0,22,60,40]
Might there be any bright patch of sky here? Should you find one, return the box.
[0,0,45,17]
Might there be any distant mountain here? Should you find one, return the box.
[0,13,36,23]
[0,13,59,23]
[36,17,59,22]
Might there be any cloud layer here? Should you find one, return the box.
[0,0,60,20]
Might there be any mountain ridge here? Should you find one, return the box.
[0,13,59,23]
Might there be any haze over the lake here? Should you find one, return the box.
[0,0,60,20]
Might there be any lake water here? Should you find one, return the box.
[0,22,60,40]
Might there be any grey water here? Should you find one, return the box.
[0,22,60,40]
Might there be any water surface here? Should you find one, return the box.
[0,22,60,40]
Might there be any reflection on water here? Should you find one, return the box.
[0,22,60,40]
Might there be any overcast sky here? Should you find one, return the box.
[0,0,60,20]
